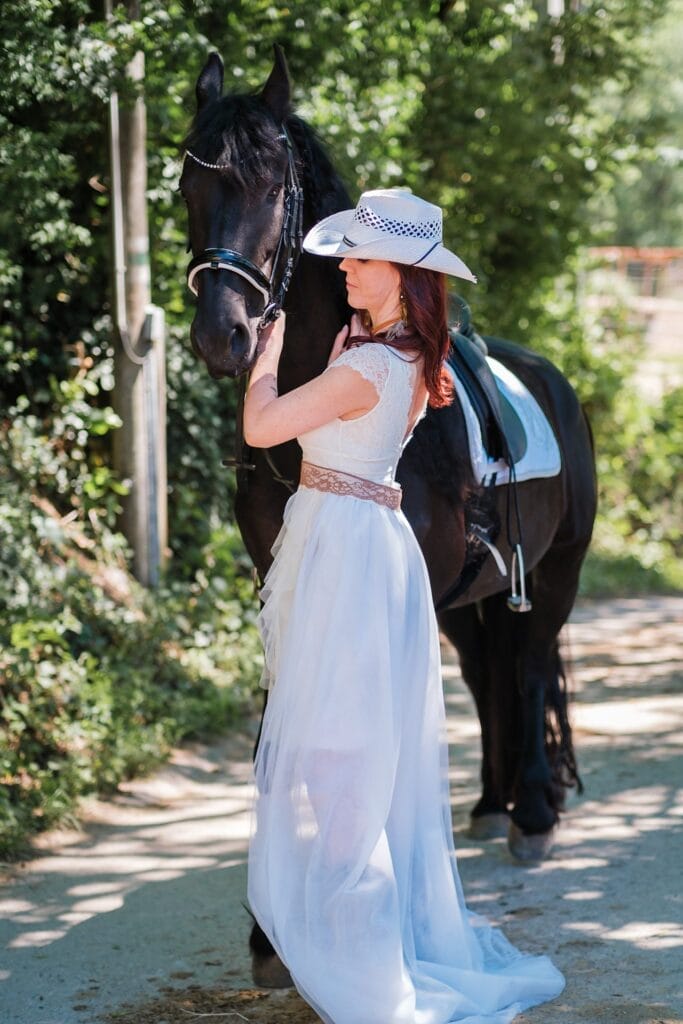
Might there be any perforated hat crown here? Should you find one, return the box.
[303,188,477,283]
[347,191,442,243]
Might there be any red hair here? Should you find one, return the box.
[395,264,454,408]
[348,263,454,408]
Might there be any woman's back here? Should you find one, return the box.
[297,342,428,485]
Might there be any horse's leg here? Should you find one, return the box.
[247,910,293,988]
[507,399,595,862]
[438,603,512,839]
[234,455,291,581]
[506,537,588,861]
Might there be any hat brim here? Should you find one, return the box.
[303,209,477,284]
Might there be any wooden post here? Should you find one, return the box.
[108,0,167,585]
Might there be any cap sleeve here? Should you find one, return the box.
[323,343,390,397]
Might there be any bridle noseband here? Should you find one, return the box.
[185,126,304,330]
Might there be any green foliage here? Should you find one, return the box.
[589,383,683,582]
[592,0,683,245]
[165,0,670,336]
[0,560,262,859]
[0,1,261,858]
[1,0,681,856]
[535,272,683,593]
[164,325,239,568]
[0,362,263,858]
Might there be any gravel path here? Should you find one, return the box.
[1,597,682,1024]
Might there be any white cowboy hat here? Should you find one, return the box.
[303,187,477,283]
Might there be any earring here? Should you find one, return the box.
[399,292,408,323]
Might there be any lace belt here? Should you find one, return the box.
[299,461,402,510]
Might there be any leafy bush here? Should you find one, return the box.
[581,384,683,595]
[0,358,262,860]
[494,267,683,596]
[0,458,263,859]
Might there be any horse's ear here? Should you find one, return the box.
[260,43,292,122]
[196,52,224,112]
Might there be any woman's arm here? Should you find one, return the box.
[243,315,379,448]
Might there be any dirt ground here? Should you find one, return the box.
[1,596,682,1024]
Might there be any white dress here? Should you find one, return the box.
[247,342,565,1024]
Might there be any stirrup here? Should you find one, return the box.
[507,543,532,613]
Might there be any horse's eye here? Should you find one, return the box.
[268,184,283,200]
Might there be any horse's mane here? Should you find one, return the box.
[286,114,352,222]
[183,91,351,224]
[183,93,287,190]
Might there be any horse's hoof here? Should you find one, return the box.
[468,813,510,840]
[251,953,294,989]
[508,821,556,863]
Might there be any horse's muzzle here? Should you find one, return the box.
[190,315,255,379]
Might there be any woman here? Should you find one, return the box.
[244,189,564,1024]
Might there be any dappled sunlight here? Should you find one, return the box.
[560,784,682,846]
[0,732,258,1018]
[1,598,682,1022]
[560,918,683,952]
[605,920,683,950]
[8,929,68,949]
[442,598,683,1021]
[573,661,682,692]
[3,845,249,948]
[562,920,608,935]
[568,598,683,699]
[451,845,486,860]
[124,866,189,882]
[572,694,683,736]
[69,880,129,897]
[538,855,612,872]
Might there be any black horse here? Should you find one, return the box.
[180,48,596,983]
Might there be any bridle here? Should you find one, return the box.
[184,125,304,330]
[183,123,304,497]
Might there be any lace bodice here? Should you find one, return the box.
[298,343,428,485]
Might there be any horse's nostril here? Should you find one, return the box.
[229,322,250,358]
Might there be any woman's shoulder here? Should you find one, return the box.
[327,341,392,369]
[325,341,392,389]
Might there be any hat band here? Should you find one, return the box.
[342,233,442,250]
[340,234,442,270]
[411,241,440,267]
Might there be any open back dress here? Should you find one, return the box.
[247,340,565,1024]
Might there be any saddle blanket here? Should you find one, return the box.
[449,357,562,487]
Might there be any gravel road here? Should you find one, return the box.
[1,596,682,1024]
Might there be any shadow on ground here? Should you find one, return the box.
[1,598,682,1024]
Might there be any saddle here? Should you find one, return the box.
[447,304,526,467]
[435,299,561,613]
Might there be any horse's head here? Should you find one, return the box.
[180,48,297,378]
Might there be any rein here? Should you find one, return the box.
[185,125,303,492]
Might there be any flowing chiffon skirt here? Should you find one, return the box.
[248,485,565,1024]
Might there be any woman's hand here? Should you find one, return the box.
[326,313,365,366]
[256,312,286,361]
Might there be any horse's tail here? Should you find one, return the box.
[545,636,583,803]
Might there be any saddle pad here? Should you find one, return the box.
[447,357,562,486]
